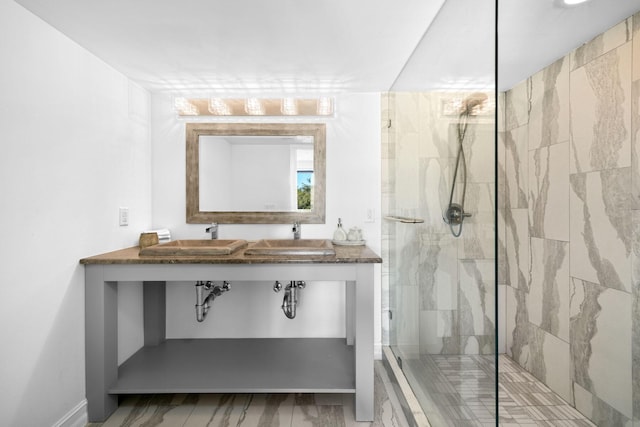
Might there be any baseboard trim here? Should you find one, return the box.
[52,399,87,427]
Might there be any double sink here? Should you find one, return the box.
[139,238,336,257]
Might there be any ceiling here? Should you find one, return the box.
[13,0,640,94]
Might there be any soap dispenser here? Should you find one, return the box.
[333,218,348,241]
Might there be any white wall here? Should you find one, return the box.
[0,1,152,426]
[151,93,382,352]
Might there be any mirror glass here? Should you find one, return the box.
[186,123,326,224]
[199,135,314,212]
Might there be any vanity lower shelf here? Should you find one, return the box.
[111,338,356,394]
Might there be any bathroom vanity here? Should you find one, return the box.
[80,241,381,422]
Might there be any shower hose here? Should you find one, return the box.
[445,108,471,238]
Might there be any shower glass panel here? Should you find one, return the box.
[382,1,496,425]
[384,92,496,425]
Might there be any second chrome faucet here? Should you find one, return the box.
[206,223,218,239]
[292,222,301,239]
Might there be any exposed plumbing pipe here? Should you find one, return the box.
[273,280,305,319]
[195,280,230,322]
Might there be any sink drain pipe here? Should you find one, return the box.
[195,281,231,322]
[273,281,305,319]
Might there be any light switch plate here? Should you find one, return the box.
[119,207,129,226]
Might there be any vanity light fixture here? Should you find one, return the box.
[208,98,232,115]
[281,98,298,115]
[174,97,335,117]
[245,98,265,115]
[174,97,199,115]
[317,97,332,115]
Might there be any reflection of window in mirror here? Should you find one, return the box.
[297,170,313,209]
[291,146,314,210]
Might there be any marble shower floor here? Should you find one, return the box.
[401,352,595,426]
[87,361,409,427]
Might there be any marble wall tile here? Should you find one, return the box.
[573,382,632,427]
[507,285,529,362]
[395,132,421,210]
[497,206,507,286]
[458,260,495,338]
[511,314,572,404]
[418,93,455,159]
[632,210,640,422]
[528,237,570,342]
[417,231,457,311]
[436,310,453,337]
[393,92,421,132]
[505,125,528,209]
[634,12,640,81]
[420,310,445,355]
[569,169,633,292]
[461,334,494,355]
[498,130,508,285]
[632,78,640,209]
[529,141,570,241]
[498,284,507,353]
[505,79,531,131]
[419,157,453,231]
[465,123,496,185]
[505,208,529,290]
[570,278,633,419]
[528,56,570,149]
[394,284,420,352]
[505,284,518,359]
[460,211,494,260]
[571,17,632,71]
[570,42,632,174]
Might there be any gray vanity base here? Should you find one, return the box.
[83,261,375,423]
[113,338,355,394]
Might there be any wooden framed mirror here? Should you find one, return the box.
[186,123,326,224]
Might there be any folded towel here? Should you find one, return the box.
[144,228,171,242]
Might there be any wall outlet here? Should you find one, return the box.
[365,208,375,223]
[119,207,129,226]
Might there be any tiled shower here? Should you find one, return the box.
[382,90,497,425]
[382,11,640,427]
[502,14,640,425]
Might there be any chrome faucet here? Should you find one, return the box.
[206,223,218,239]
[292,222,301,239]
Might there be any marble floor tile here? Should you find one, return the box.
[398,354,594,427]
[87,361,408,427]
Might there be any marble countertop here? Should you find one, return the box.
[80,241,382,265]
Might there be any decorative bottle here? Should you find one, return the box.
[333,218,347,241]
